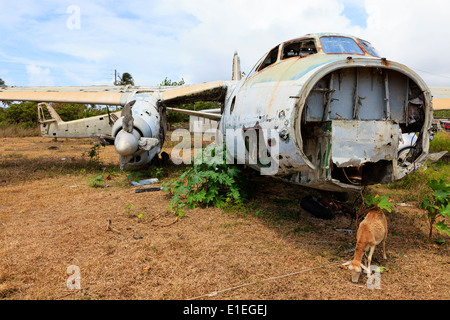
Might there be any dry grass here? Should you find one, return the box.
[0,136,449,300]
[0,125,40,138]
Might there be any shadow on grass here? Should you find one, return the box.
[0,156,120,186]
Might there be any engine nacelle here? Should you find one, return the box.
[112,93,163,168]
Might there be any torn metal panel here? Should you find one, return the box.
[397,150,448,180]
[331,120,399,167]
[300,121,332,179]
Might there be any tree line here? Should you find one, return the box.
[0,101,110,129]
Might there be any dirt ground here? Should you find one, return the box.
[0,136,448,300]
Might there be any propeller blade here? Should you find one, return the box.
[121,100,136,133]
[138,137,159,151]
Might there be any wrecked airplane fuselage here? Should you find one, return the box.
[0,33,437,193]
[221,33,433,192]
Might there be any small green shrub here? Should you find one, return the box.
[363,194,394,213]
[421,179,450,240]
[89,174,105,188]
[163,143,247,217]
[355,194,394,227]
[127,171,144,183]
[83,143,105,166]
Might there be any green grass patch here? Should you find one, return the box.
[390,130,449,193]
[392,160,449,188]
[430,131,450,153]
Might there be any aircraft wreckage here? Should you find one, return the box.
[0,33,446,193]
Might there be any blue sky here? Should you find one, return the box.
[342,1,368,28]
[1,0,450,87]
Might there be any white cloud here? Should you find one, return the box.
[361,0,450,86]
[26,64,54,86]
[166,0,363,83]
[1,0,450,87]
[45,43,112,63]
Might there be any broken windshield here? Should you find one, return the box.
[320,36,364,55]
[358,39,380,57]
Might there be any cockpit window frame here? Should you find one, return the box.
[247,37,319,79]
[320,36,365,55]
[246,55,266,79]
[256,45,280,73]
[357,38,380,57]
[245,34,381,81]
[281,38,318,60]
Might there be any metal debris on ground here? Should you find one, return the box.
[130,178,159,186]
[135,187,163,193]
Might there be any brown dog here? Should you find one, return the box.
[346,209,388,282]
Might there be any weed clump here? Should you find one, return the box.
[163,144,248,217]
[421,179,450,240]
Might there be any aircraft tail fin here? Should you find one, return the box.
[37,103,64,137]
[38,102,63,123]
[232,51,242,81]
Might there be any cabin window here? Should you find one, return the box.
[281,39,317,60]
[257,45,279,72]
[320,36,364,55]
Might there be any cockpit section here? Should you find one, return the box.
[246,34,381,79]
[229,32,432,192]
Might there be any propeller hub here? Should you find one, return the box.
[114,130,140,156]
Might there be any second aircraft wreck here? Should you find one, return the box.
[0,33,444,192]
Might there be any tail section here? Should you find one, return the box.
[232,51,242,81]
[37,102,119,138]
[38,102,63,136]
[38,102,62,123]
[45,103,62,122]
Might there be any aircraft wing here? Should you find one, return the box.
[430,87,450,111]
[161,80,226,121]
[0,81,230,117]
[0,85,134,105]
[0,81,229,104]
[0,81,230,127]
[161,81,227,104]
